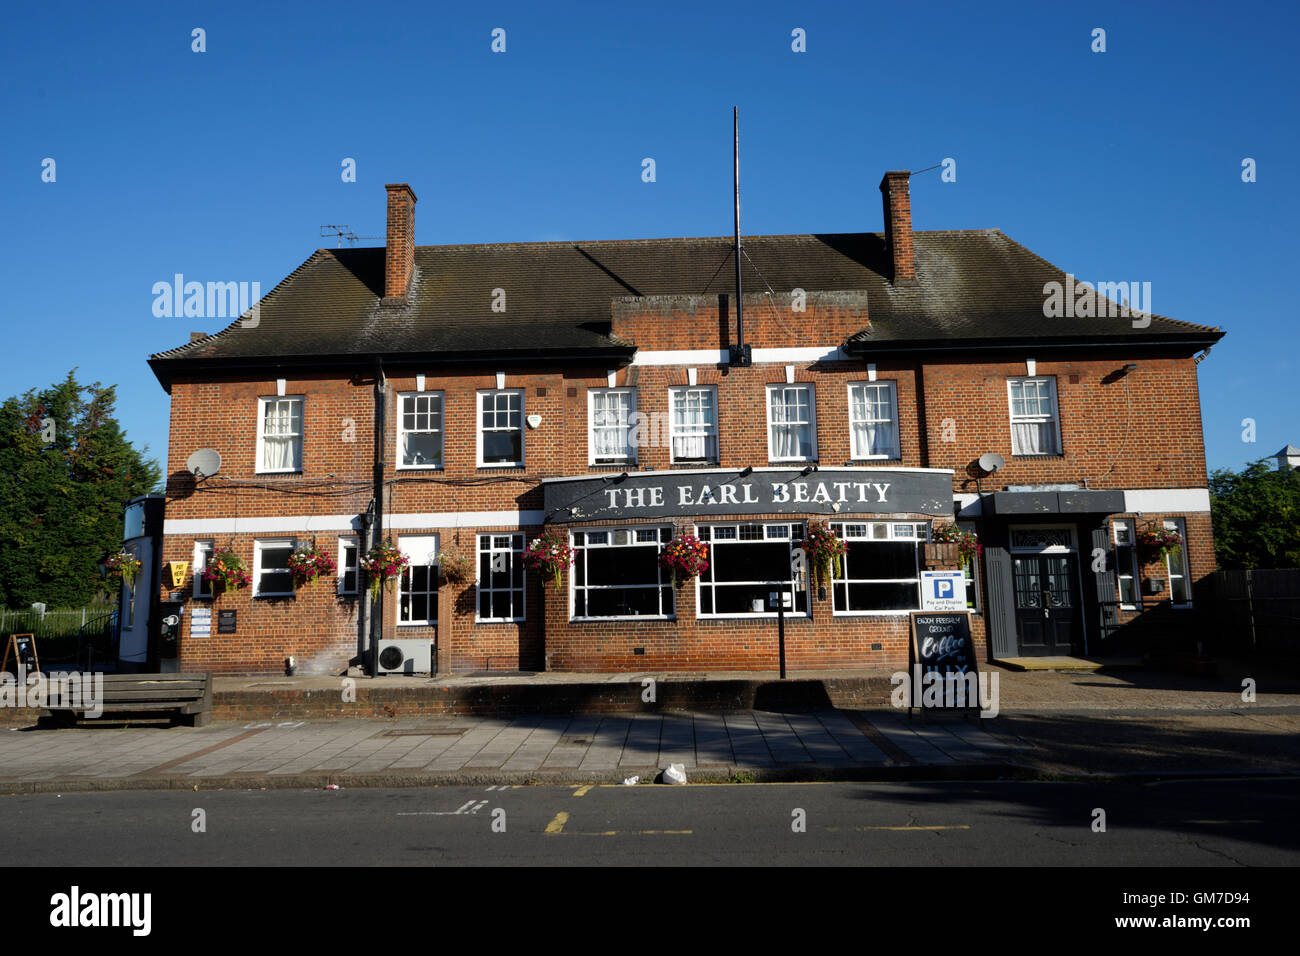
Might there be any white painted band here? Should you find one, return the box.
[164,510,546,536]
[631,347,850,366]
[1122,488,1211,513]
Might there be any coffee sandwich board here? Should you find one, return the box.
[907,611,979,720]
[2,633,39,678]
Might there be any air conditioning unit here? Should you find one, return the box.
[375,639,431,675]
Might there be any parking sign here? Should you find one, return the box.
[920,570,966,611]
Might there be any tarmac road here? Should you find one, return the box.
[2,777,1296,866]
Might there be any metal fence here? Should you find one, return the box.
[1198,570,1300,658]
[0,607,107,640]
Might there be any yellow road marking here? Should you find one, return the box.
[573,785,593,797]
[544,812,569,834]
[580,830,694,836]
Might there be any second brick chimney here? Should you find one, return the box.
[879,171,915,284]
[384,183,417,301]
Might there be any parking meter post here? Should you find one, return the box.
[778,597,786,679]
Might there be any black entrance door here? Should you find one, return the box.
[1012,554,1081,655]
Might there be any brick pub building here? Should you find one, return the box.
[145,174,1224,675]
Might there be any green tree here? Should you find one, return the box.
[0,371,161,608]
[1209,459,1300,570]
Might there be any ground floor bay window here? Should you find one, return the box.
[696,522,808,616]
[829,521,925,613]
[571,526,674,619]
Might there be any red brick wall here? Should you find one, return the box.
[611,292,870,350]
[158,342,1212,674]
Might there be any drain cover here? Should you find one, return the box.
[382,728,466,737]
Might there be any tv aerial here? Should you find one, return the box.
[320,224,382,248]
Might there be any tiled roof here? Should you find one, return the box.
[149,229,1224,385]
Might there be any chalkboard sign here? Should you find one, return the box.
[217,610,237,634]
[908,612,978,716]
[3,633,39,677]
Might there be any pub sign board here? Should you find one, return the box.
[543,467,953,523]
[907,611,979,716]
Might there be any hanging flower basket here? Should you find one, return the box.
[360,540,409,601]
[104,550,142,589]
[659,534,709,586]
[439,551,473,587]
[287,544,336,587]
[1137,523,1182,560]
[523,528,574,590]
[203,550,252,592]
[799,521,847,588]
[929,524,982,563]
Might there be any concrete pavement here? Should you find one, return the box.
[0,709,1029,793]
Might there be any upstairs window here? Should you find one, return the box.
[398,392,444,469]
[590,388,637,464]
[766,385,817,461]
[848,382,900,460]
[669,387,718,463]
[258,397,303,472]
[1007,377,1061,456]
[478,390,524,467]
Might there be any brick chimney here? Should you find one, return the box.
[879,171,915,283]
[384,183,418,301]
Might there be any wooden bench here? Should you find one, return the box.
[48,672,213,727]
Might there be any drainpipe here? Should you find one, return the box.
[356,501,374,667]
[369,359,387,674]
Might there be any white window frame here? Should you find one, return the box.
[193,539,214,599]
[398,535,439,626]
[765,384,818,462]
[476,533,526,623]
[570,526,674,621]
[397,391,445,470]
[1112,519,1140,611]
[477,389,525,468]
[1163,518,1192,608]
[256,396,304,473]
[829,521,926,616]
[847,381,901,460]
[1006,377,1062,456]
[669,386,719,464]
[253,538,296,597]
[694,521,809,619]
[588,388,638,465]
[337,535,359,597]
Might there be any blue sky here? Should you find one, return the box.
[2,0,1296,475]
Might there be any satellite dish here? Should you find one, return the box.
[978,452,1005,474]
[187,448,222,478]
